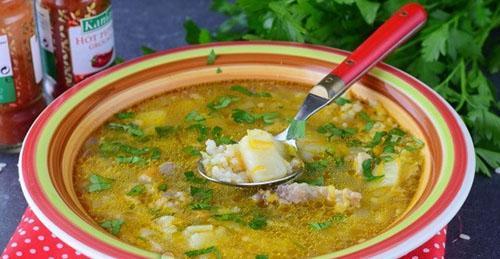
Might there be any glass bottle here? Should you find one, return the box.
[35,0,115,100]
[0,0,46,152]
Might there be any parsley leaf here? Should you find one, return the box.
[335,97,351,106]
[107,122,144,138]
[100,219,124,235]
[256,255,269,259]
[317,123,357,139]
[358,111,374,131]
[309,214,347,231]
[185,111,206,122]
[230,85,271,97]
[232,109,256,123]
[213,213,245,224]
[362,158,384,181]
[127,184,146,196]
[115,112,135,119]
[183,146,201,156]
[248,214,267,230]
[287,119,306,140]
[185,246,221,258]
[87,174,113,192]
[207,95,238,110]
[140,45,156,55]
[155,125,176,138]
[184,171,208,184]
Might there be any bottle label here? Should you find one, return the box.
[35,4,57,79]
[0,35,16,104]
[68,6,115,81]
[30,36,43,84]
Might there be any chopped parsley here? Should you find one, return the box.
[155,125,176,138]
[211,126,236,145]
[213,213,245,224]
[115,112,135,119]
[116,155,147,165]
[107,122,144,138]
[230,85,271,97]
[157,183,168,192]
[260,112,279,125]
[232,109,279,125]
[185,111,206,122]
[366,131,386,148]
[127,184,146,196]
[335,97,351,106]
[248,214,267,230]
[184,171,208,184]
[187,123,210,142]
[100,219,124,235]
[190,202,213,210]
[182,146,201,156]
[87,174,113,192]
[255,255,269,259]
[207,49,217,65]
[216,67,222,73]
[207,95,238,110]
[305,159,328,173]
[190,186,213,201]
[286,119,306,140]
[362,158,384,181]
[358,111,374,131]
[317,123,357,139]
[309,214,347,230]
[185,246,221,258]
[140,45,156,55]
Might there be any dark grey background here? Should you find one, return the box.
[1,1,499,258]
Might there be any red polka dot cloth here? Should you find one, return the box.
[2,208,446,258]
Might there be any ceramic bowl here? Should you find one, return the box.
[19,42,475,258]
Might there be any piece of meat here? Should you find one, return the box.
[252,183,362,212]
[159,161,176,176]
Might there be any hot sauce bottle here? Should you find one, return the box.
[0,0,46,152]
[35,0,115,100]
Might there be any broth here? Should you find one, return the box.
[74,80,424,258]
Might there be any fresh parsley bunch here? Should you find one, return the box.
[184,0,500,176]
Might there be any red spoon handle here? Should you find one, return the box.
[331,3,427,85]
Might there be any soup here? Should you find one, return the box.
[74,80,424,258]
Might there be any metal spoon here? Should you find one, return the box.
[198,3,427,187]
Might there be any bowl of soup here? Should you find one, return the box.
[19,42,475,258]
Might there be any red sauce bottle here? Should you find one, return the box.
[0,0,46,152]
[35,0,115,100]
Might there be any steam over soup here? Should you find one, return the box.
[74,80,425,258]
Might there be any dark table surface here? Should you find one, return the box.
[1,1,499,258]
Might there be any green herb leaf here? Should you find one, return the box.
[255,255,269,259]
[107,123,145,138]
[155,125,176,138]
[287,119,306,140]
[184,171,208,184]
[309,214,347,230]
[212,126,236,145]
[207,95,238,110]
[116,156,147,165]
[183,146,201,157]
[140,45,156,55]
[259,112,279,125]
[87,174,113,192]
[216,67,223,73]
[248,214,267,230]
[355,0,380,24]
[185,111,206,122]
[305,160,328,173]
[207,49,217,65]
[230,85,271,97]
[100,219,124,235]
[115,112,135,119]
[232,109,256,123]
[184,18,213,44]
[335,97,351,106]
[362,158,383,181]
[190,202,213,210]
[358,111,374,132]
[185,246,220,258]
[317,123,356,139]
[157,183,168,192]
[127,184,146,196]
[366,131,386,148]
[213,213,245,224]
[190,186,213,201]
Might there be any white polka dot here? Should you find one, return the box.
[17,228,23,234]
[24,238,31,244]
[62,254,69,259]
[436,231,441,235]
[443,229,447,234]
[423,248,430,253]
[2,254,9,259]
[433,257,438,259]
[43,246,50,251]
[48,257,55,259]
[75,251,82,255]
[434,243,440,249]
[27,219,35,224]
[33,226,40,231]
[411,256,419,259]
[29,249,36,254]
[442,242,446,248]
[23,218,29,222]
[56,243,64,249]
[51,233,57,238]
[15,251,22,257]
[11,242,17,248]
[38,235,45,241]
[19,230,26,236]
